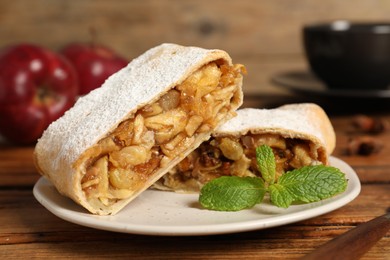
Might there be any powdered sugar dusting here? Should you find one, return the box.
[36,43,232,172]
[216,104,328,147]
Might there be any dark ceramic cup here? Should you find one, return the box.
[303,21,390,90]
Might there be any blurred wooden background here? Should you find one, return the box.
[1,0,390,102]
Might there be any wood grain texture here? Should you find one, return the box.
[302,213,390,260]
[2,0,390,55]
[0,186,389,259]
[1,0,390,96]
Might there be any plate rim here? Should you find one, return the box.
[33,156,361,236]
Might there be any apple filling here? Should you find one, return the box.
[79,61,244,206]
[156,134,326,192]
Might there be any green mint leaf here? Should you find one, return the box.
[270,165,348,208]
[268,184,295,208]
[199,176,266,211]
[256,145,276,184]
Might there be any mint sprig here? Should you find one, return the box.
[199,145,348,211]
[199,176,266,211]
[268,165,347,208]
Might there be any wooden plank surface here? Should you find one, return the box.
[2,0,390,55]
[0,185,389,259]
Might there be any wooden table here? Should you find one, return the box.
[1,95,389,259]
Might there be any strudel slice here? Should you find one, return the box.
[34,43,244,215]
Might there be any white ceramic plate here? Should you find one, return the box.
[33,156,360,236]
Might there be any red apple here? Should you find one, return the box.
[0,44,78,144]
[60,43,128,95]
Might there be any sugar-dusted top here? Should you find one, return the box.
[35,43,232,172]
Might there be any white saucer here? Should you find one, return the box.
[33,156,361,236]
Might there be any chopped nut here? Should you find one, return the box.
[352,115,389,134]
[347,136,384,156]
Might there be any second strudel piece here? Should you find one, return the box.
[154,103,336,193]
